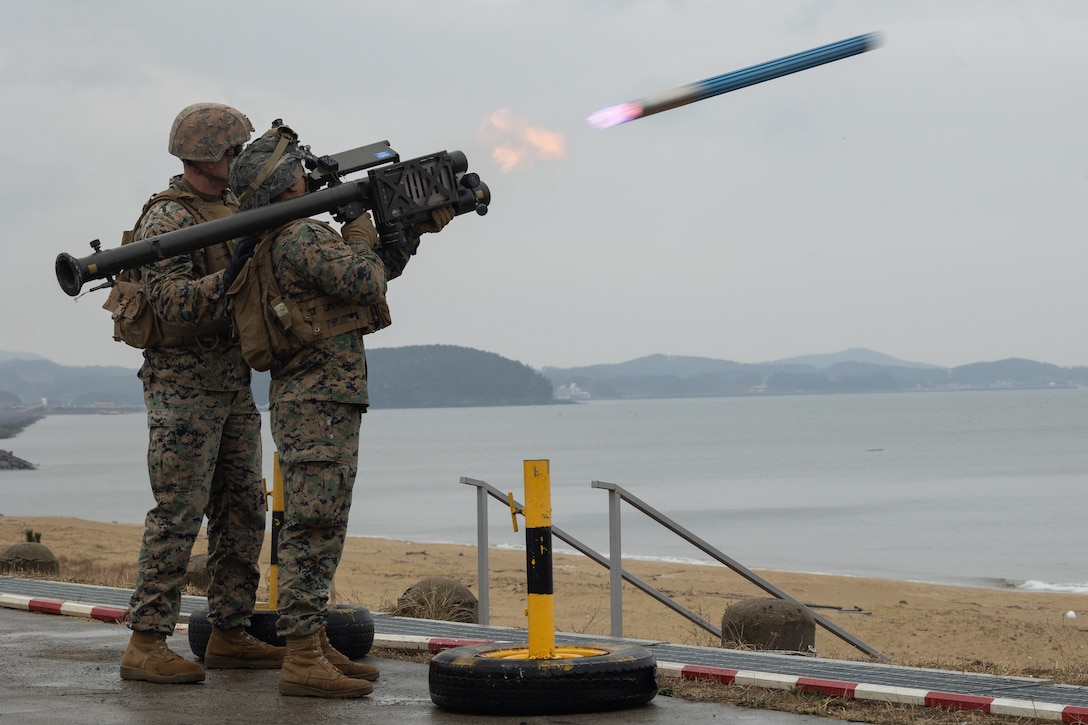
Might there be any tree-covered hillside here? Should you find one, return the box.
[366,345,556,408]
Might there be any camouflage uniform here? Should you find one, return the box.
[127,176,266,636]
[266,218,414,638]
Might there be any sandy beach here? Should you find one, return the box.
[3,515,1088,679]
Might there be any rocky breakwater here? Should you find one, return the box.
[0,449,34,470]
[0,411,41,470]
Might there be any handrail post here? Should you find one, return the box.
[475,481,490,625]
[606,486,623,638]
[459,474,493,622]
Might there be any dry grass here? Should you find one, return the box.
[388,585,477,623]
[4,557,137,590]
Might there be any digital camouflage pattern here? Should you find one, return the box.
[266,218,415,404]
[272,399,360,637]
[168,102,254,162]
[229,131,308,212]
[137,177,248,393]
[130,379,265,634]
[127,176,266,636]
[264,217,415,638]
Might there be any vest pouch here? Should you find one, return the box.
[267,294,308,353]
[227,246,304,371]
[103,279,162,349]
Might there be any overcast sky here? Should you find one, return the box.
[5,1,1087,371]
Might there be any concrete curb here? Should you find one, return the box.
[652,661,1088,722]
[0,591,126,623]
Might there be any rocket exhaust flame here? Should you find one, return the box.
[587,33,882,129]
[480,108,567,173]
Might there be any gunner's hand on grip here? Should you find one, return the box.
[341,211,379,249]
[411,206,455,235]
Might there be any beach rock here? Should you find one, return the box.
[0,542,60,576]
[0,449,35,470]
[721,598,815,653]
[395,577,478,623]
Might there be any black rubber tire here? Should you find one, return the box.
[187,607,372,660]
[326,604,375,660]
[245,610,283,647]
[428,641,659,715]
[186,608,213,658]
[187,609,280,659]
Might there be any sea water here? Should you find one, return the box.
[2,389,1086,593]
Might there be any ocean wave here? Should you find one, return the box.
[1015,579,1088,594]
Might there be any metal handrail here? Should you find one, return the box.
[459,475,887,661]
[460,477,718,635]
[591,480,889,662]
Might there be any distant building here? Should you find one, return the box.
[553,383,591,401]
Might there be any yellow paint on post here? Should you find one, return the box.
[267,452,284,610]
[523,460,552,528]
[523,459,555,659]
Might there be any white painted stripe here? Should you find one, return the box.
[734,670,799,690]
[373,634,433,651]
[853,683,929,705]
[655,660,687,677]
[990,697,1065,720]
[59,602,94,617]
[0,593,32,610]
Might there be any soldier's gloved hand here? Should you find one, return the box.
[412,206,454,235]
[341,211,379,248]
[222,235,259,290]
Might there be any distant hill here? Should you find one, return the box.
[763,347,941,370]
[0,345,558,410]
[365,345,556,408]
[0,357,144,407]
[541,349,1088,399]
[1,347,1085,410]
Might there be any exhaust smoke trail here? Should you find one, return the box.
[479,108,566,173]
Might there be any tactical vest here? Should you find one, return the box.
[103,187,236,349]
[227,220,391,372]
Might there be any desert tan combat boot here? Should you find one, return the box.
[204,627,286,669]
[318,626,379,681]
[278,633,373,698]
[120,630,206,684]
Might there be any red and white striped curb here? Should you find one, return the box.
[5,596,1087,723]
[656,661,1088,723]
[373,633,499,653]
[0,592,126,624]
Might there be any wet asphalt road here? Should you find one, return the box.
[0,606,832,724]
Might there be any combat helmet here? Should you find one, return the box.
[230,123,307,211]
[169,103,255,163]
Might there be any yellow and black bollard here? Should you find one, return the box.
[258,452,284,612]
[523,459,555,659]
[429,459,659,715]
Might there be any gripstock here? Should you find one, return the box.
[55,143,491,297]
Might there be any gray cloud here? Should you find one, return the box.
[6,0,1087,369]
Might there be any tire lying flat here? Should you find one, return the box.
[187,604,374,661]
[429,641,658,715]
